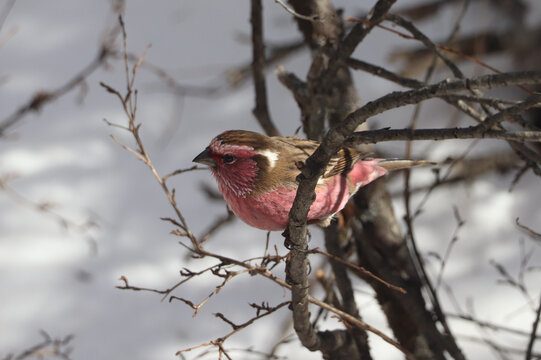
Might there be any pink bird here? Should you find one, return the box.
[193,130,431,231]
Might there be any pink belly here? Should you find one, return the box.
[224,176,350,231]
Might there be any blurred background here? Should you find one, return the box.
[1,0,540,359]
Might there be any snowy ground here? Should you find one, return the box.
[1,1,540,359]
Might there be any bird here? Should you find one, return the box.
[193,130,432,231]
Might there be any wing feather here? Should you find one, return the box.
[274,136,365,179]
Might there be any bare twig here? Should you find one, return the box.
[162,165,204,181]
[197,210,235,246]
[274,0,319,22]
[228,39,305,89]
[435,206,465,289]
[346,57,490,123]
[516,218,541,243]
[346,128,541,145]
[305,293,415,358]
[0,175,99,253]
[458,333,541,358]
[118,239,409,356]
[9,330,73,360]
[490,259,532,305]
[116,275,169,295]
[172,268,249,316]
[309,247,406,294]
[447,313,538,338]
[176,301,290,357]
[341,0,397,57]
[526,293,541,360]
[101,15,200,251]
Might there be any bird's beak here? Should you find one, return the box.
[192,147,217,168]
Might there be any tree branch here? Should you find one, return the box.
[323,224,371,359]
[526,292,541,360]
[341,0,397,57]
[346,128,541,145]
[251,0,280,136]
[274,0,319,22]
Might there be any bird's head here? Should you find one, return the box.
[193,130,279,197]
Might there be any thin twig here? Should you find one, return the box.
[341,0,397,57]
[526,292,541,360]
[435,206,465,290]
[0,176,98,253]
[11,331,73,360]
[457,334,541,358]
[162,165,204,181]
[309,248,406,294]
[274,0,319,22]
[101,16,200,251]
[516,218,541,242]
[447,313,538,338]
[176,301,290,357]
[305,293,415,359]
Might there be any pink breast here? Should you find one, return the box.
[224,176,351,231]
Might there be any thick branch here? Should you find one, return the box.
[347,57,505,125]
[346,57,424,89]
[250,0,280,136]
[286,224,320,350]
[346,128,541,145]
[323,225,371,359]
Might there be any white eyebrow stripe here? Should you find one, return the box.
[258,149,279,168]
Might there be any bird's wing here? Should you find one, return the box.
[274,136,364,179]
[323,147,364,178]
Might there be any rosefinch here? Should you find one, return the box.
[193,130,431,231]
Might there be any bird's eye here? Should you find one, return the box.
[223,154,236,164]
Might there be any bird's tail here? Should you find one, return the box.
[377,159,436,171]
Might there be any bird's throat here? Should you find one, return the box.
[212,159,259,198]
